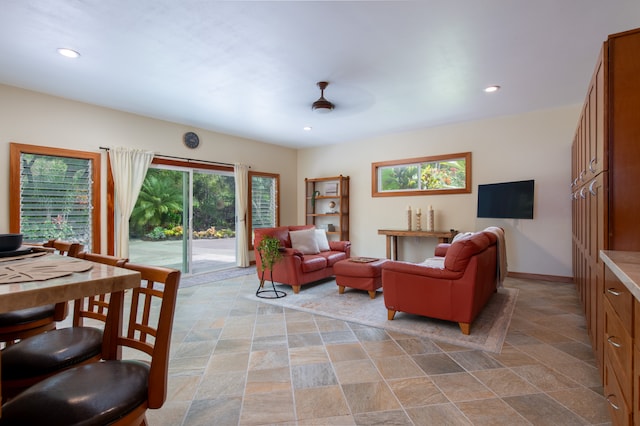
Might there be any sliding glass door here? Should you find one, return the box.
[128,164,236,275]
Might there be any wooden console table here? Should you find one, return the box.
[378,229,458,260]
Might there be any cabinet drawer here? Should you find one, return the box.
[605,360,632,425]
[634,347,640,425]
[635,299,640,345]
[604,267,633,332]
[604,298,633,398]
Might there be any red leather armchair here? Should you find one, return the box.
[254,225,351,294]
[381,230,499,335]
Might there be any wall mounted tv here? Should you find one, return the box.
[477,179,535,219]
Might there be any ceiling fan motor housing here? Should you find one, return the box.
[312,81,334,112]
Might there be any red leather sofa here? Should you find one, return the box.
[381,229,499,334]
[254,225,351,294]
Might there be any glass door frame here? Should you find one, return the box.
[107,156,235,275]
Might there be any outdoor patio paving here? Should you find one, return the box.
[128,237,237,276]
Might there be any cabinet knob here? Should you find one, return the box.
[606,288,621,297]
[589,156,597,173]
[588,180,597,196]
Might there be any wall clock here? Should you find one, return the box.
[183,132,200,149]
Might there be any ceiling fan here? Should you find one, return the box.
[312,81,335,113]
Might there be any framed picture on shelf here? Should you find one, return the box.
[325,182,338,196]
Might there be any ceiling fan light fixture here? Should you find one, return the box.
[312,81,335,113]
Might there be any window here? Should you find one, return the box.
[10,143,101,251]
[372,152,471,197]
[248,171,279,249]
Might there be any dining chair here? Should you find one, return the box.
[0,263,181,425]
[42,239,84,257]
[0,240,82,346]
[1,252,128,401]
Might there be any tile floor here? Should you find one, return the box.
[145,273,612,426]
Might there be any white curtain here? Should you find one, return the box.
[109,147,154,258]
[234,163,250,267]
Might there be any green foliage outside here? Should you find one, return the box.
[380,159,466,191]
[130,168,236,241]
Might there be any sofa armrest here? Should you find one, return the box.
[434,243,451,257]
[329,240,351,254]
[279,247,304,259]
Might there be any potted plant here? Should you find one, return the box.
[256,235,286,298]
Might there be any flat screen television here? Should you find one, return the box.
[477,179,534,219]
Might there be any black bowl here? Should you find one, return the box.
[0,234,23,252]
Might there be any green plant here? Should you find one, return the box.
[257,235,283,288]
[145,226,167,240]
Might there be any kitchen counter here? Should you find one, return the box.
[600,250,640,301]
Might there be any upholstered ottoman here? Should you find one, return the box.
[334,258,387,299]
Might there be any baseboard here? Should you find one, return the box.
[507,271,573,284]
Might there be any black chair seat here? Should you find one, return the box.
[1,327,103,379]
[0,305,55,326]
[1,360,150,426]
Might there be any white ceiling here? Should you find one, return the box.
[1,1,639,149]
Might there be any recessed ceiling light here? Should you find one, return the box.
[57,48,80,58]
[484,85,501,93]
[303,126,312,131]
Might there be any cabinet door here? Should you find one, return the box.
[590,52,605,176]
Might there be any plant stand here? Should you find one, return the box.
[256,269,286,299]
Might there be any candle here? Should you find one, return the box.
[417,208,421,214]
[407,205,411,211]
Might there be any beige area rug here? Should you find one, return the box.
[246,279,518,353]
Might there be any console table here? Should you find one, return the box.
[378,229,458,260]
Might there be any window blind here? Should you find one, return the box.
[19,153,93,247]
[251,175,277,229]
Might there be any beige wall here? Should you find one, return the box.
[1,83,579,279]
[0,84,298,254]
[298,105,580,278]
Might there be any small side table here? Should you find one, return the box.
[256,253,286,299]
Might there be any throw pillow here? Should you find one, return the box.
[315,229,330,252]
[451,231,474,244]
[290,228,320,254]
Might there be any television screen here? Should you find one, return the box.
[477,180,534,219]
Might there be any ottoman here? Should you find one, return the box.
[333,258,387,299]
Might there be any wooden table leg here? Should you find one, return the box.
[102,290,125,360]
[392,236,398,260]
[385,236,392,259]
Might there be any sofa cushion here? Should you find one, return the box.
[444,232,491,272]
[290,228,320,254]
[300,255,327,272]
[315,229,330,252]
[319,250,348,266]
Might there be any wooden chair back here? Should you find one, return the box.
[119,262,181,410]
[70,252,128,327]
[43,239,83,257]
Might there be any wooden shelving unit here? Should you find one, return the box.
[305,175,349,241]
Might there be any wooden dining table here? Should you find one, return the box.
[0,252,141,414]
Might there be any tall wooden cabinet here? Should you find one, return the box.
[571,27,640,424]
[305,175,349,241]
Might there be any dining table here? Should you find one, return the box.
[0,251,141,415]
